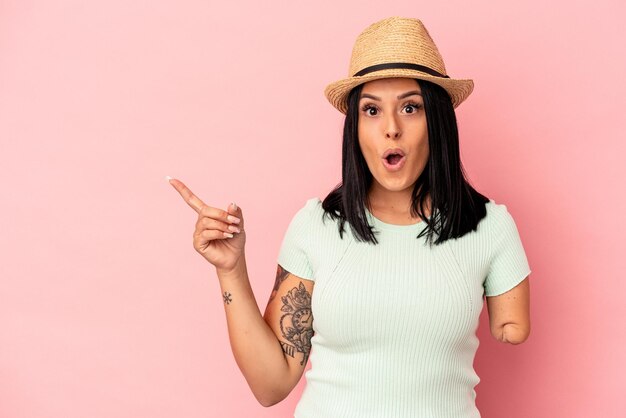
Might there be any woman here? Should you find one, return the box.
[168,16,531,418]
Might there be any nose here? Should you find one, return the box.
[384,113,401,139]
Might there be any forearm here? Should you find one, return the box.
[216,254,290,406]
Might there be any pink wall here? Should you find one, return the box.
[1,1,624,417]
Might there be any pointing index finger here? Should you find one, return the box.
[168,177,206,214]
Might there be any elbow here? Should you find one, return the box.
[257,393,285,408]
[257,397,275,408]
[256,396,281,408]
[260,399,280,408]
[248,358,299,407]
[254,388,288,408]
[497,323,530,345]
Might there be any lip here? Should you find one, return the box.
[382,147,406,159]
[381,155,406,172]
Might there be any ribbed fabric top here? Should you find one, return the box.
[277,197,531,418]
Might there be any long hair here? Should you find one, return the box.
[321,78,489,246]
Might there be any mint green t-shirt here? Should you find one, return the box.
[277,197,531,418]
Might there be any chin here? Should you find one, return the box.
[375,176,411,191]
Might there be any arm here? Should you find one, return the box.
[485,275,531,344]
[217,257,313,407]
[261,264,314,406]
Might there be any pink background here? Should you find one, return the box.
[1,1,624,417]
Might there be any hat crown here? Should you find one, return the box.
[348,17,447,78]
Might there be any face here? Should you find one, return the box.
[357,77,429,198]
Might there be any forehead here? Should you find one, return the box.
[361,77,421,94]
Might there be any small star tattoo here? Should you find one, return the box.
[223,291,232,305]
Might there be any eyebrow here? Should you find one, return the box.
[359,90,422,101]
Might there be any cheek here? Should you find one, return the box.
[407,138,429,169]
[357,129,377,159]
[359,142,377,164]
[416,142,429,163]
[420,138,429,156]
[412,125,429,157]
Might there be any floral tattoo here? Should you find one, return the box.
[279,281,314,366]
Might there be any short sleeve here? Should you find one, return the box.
[483,203,532,297]
[276,199,316,281]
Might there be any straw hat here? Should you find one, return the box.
[324,16,474,114]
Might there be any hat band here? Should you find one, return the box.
[353,62,450,78]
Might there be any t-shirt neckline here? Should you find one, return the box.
[364,205,427,233]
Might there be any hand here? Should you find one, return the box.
[167,177,245,272]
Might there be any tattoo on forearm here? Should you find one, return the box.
[223,291,232,305]
[268,264,290,304]
[279,281,314,366]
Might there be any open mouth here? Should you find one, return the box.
[382,153,406,171]
[385,154,404,165]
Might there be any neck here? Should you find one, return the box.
[367,183,431,218]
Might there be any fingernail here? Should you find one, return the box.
[232,202,238,210]
[165,175,172,182]
[223,232,234,238]
[228,225,240,233]
[227,215,241,224]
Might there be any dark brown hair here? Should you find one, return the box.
[321,78,489,246]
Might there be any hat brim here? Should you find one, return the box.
[324,68,474,114]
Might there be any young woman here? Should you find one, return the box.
[168,16,531,418]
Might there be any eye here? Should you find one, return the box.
[361,104,378,116]
[403,102,423,114]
